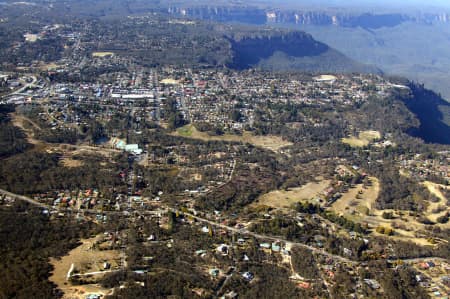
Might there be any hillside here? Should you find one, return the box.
[404,83,450,144]
[227,31,380,73]
[0,10,377,75]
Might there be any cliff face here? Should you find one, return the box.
[167,6,267,24]
[166,6,450,29]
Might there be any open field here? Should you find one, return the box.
[11,113,120,160]
[313,74,337,81]
[160,78,180,85]
[49,235,119,299]
[330,177,380,218]
[330,177,449,245]
[175,124,292,152]
[342,130,381,147]
[92,52,114,57]
[253,180,331,208]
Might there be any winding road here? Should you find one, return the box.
[1,187,448,266]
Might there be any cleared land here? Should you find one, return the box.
[253,180,331,208]
[342,130,381,147]
[92,52,114,57]
[313,74,337,81]
[175,124,292,152]
[160,78,180,85]
[330,177,380,219]
[49,235,120,299]
[330,177,449,245]
[423,181,450,224]
[24,33,39,42]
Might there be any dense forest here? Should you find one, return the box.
[0,203,98,299]
[0,105,30,158]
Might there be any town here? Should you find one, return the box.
[0,7,449,299]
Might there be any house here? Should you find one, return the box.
[242,272,254,281]
[364,279,380,289]
[209,269,220,277]
[260,243,271,249]
[271,243,281,252]
[237,238,246,245]
[216,244,229,255]
[103,262,111,270]
[195,250,207,257]
[297,282,311,289]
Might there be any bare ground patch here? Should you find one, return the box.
[49,235,120,299]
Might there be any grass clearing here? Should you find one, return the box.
[175,124,292,152]
[422,181,450,223]
[330,177,380,219]
[253,180,331,208]
[342,130,381,147]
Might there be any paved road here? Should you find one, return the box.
[167,207,354,264]
[0,187,353,262]
[388,257,449,264]
[10,75,37,95]
[2,187,447,266]
[71,269,120,277]
[0,188,50,209]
